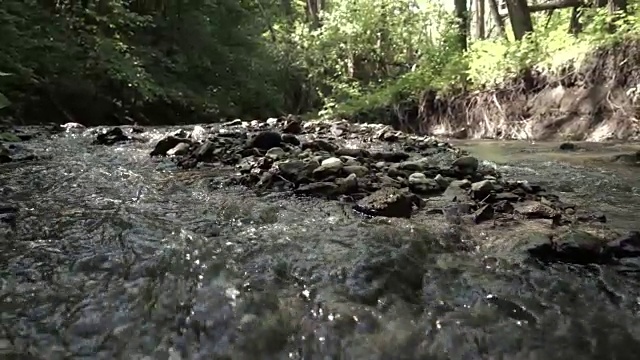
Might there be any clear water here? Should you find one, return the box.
[2,129,640,359]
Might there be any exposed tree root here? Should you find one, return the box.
[352,38,640,141]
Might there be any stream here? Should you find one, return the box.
[2,128,640,359]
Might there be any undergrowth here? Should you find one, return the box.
[326,4,640,119]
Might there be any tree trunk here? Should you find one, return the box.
[607,0,627,32]
[568,6,583,35]
[306,0,320,29]
[475,0,486,39]
[488,0,506,38]
[454,0,469,51]
[505,0,534,40]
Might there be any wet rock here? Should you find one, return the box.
[313,157,343,178]
[302,139,339,153]
[0,203,18,225]
[471,180,494,199]
[281,134,300,146]
[434,174,450,188]
[330,124,346,137]
[335,147,369,158]
[494,192,520,202]
[265,147,286,160]
[283,119,302,134]
[442,180,471,202]
[167,142,191,156]
[150,136,191,157]
[371,151,410,163]
[277,159,319,182]
[472,204,494,224]
[408,173,440,194]
[452,156,479,175]
[93,127,132,146]
[552,231,606,264]
[398,160,428,172]
[295,182,340,197]
[343,165,369,177]
[61,122,86,131]
[266,117,279,126]
[611,151,640,165]
[193,141,217,162]
[0,144,10,163]
[606,231,640,258]
[575,210,607,223]
[190,125,208,142]
[559,142,577,151]
[224,119,243,126]
[513,201,558,219]
[336,173,358,193]
[249,131,282,150]
[354,187,417,218]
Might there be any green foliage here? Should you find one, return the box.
[307,1,640,118]
[0,0,288,123]
[2,0,640,124]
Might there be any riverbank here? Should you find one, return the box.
[343,38,640,142]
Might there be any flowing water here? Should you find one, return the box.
[2,128,640,359]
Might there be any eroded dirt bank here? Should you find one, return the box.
[354,39,640,141]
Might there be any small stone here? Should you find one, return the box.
[408,172,428,184]
[398,160,427,171]
[559,142,577,151]
[266,147,286,160]
[224,119,243,126]
[434,174,450,188]
[190,125,207,141]
[442,180,471,202]
[166,142,190,156]
[340,156,359,166]
[337,173,358,192]
[150,136,189,156]
[452,156,479,174]
[249,131,282,150]
[278,160,319,182]
[0,144,10,163]
[408,173,440,194]
[321,157,343,169]
[283,119,303,134]
[266,117,279,126]
[471,180,494,198]
[553,230,605,264]
[472,204,494,223]
[354,187,416,218]
[282,134,300,146]
[343,165,369,177]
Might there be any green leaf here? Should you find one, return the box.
[0,92,10,110]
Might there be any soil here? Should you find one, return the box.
[349,38,640,141]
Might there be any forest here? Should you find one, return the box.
[0,0,638,127]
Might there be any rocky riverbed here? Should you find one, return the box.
[93,117,639,266]
[2,119,640,358]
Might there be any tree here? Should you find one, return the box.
[475,0,486,39]
[454,0,469,50]
[505,0,534,40]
